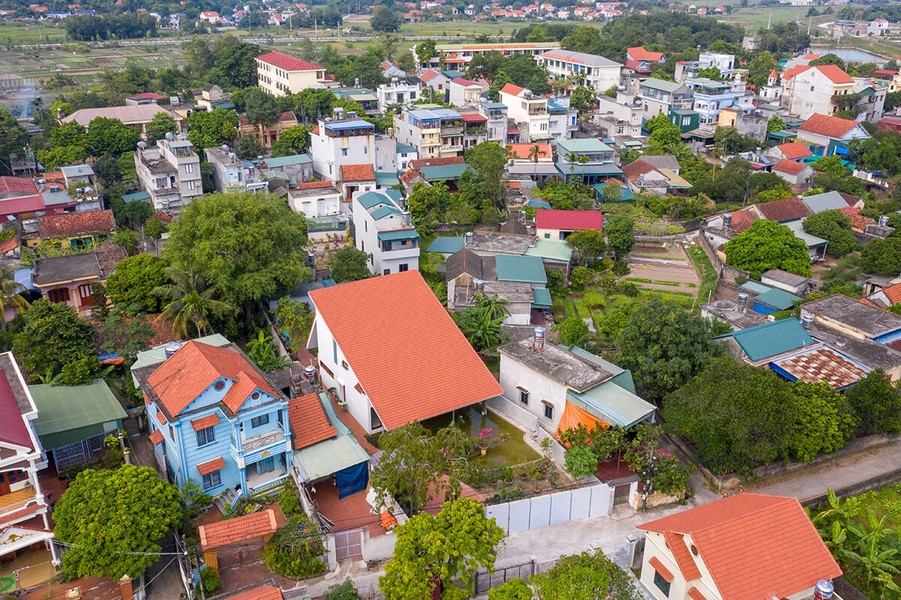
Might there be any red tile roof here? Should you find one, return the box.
[799,113,860,139]
[627,46,664,62]
[299,181,335,189]
[309,271,502,430]
[803,53,821,60]
[782,64,811,81]
[196,457,225,476]
[648,556,674,582]
[0,237,19,255]
[408,156,464,171]
[256,51,322,72]
[190,413,220,431]
[419,69,444,83]
[500,83,525,96]
[459,112,487,123]
[147,341,278,418]
[451,77,479,87]
[199,509,278,550]
[687,587,707,600]
[883,283,901,305]
[839,206,873,231]
[0,177,45,217]
[0,365,32,450]
[39,210,115,239]
[340,163,375,182]
[776,347,869,389]
[776,142,813,160]
[663,531,702,581]
[814,64,854,84]
[622,159,658,182]
[772,159,808,176]
[535,209,603,232]
[289,393,337,450]
[507,144,551,160]
[149,430,163,445]
[755,197,810,222]
[226,585,283,600]
[640,494,840,600]
[156,410,167,426]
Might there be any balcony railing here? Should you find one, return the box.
[0,486,43,520]
[241,426,286,453]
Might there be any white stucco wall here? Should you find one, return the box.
[498,353,568,432]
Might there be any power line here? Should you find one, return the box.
[53,539,187,557]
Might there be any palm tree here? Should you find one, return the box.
[474,293,510,321]
[528,144,546,182]
[0,265,29,330]
[154,265,234,339]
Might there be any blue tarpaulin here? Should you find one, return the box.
[336,461,369,499]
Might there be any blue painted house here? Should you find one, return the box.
[134,340,292,508]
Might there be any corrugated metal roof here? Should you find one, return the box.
[495,254,547,285]
[756,288,802,310]
[426,237,465,253]
[31,379,127,449]
[377,229,419,242]
[524,238,572,263]
[532,287,552,308]
[727,318,814,362]
[567,381,656,428]
[420,164,471,181]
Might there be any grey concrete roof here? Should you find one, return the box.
[499,338,613,393]
[467,231,536,257]
[33,253,101,285]
[445,249,496,281]
[540,49,622,68]
[762,269,810,287]
[803,294,901,338]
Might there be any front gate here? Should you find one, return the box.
[334,529,363,562]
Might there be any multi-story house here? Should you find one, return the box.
[134,135,202,211]
[239,111,300,150]
[448,77,484,107]
[782,64,855,120]
[684,77,748,124]
[852,79,887,122]
[478,101,508,145]
[287,181,341,219]
[797,113,870,156]
[415,42,561,70]
[255,51,332,97]
[307,271,503,435]
[593,94,644,140]
[537,49,623,96]
[456,108,490,149]
[377,77,421,113]
[637,78,693,120]
[698,51,735,77]
[134,338,293,509]
[393,106,466,159]
[500,83,551,143]
[555,137,622,184]
[548,100,578,142]
[352,189,419,276]
[309,110,376,181]
[760,69,783,102]
[418,69,451,102]
[0,351,55,570]
[204,147,268,194]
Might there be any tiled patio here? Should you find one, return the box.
[0,547,55,591]
[312,480,383,537]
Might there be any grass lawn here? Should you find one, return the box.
[716,6,806,29]
[686,245,717,310]
[0,22,66,44]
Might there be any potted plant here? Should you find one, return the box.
[477,427,493,456]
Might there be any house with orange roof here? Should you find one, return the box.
[307,271,503,434]
[637,493,841,600]
[132,339,294,510]
[626,46,665,64]
[255,51,333,97]
[781,64,855,120]
[797,113,869,156]
[766,140,813,162]
[499,83,553,143]
[771,158,813,186]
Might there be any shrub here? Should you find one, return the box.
[263,515,327,579]
[558,316,590,346]
[325,579,361,600]
[582,290,606,310]
[278,484,302,516]
[564,445,598,479]
[569,265,593,289]
[488,579,533,600]
[200,567,221,594]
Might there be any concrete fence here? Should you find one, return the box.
[486,482,613,535]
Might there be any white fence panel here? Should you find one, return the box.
[508,498,532,533]
[528,494,551,530]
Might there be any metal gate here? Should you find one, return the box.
[613,483,631,506]
[474,561,535,594]
[334,529,363,562]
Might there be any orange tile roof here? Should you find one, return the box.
[687,587,707,600]
[299,181,335,189]
[814,64,854,84]
[289,393,337,450]
[776,142,812,160]
[191,413,220,431]
[256,51,322,72]
[663,531,702,581]
[309,271,503,430]
[838,206,873,231]
[39,210,115,239]
[729,209,757,234]
[773,159,808,176]
[782,64,811,81]
[226,585,283,600]
[340,163,375,182]
[148,430,163,445]
[196,457,225,476]
[883,283,901,305]
[408,156,464,171]
[0,237,19,255]
[155,410,167,426]
[627,46,665,62]
[803,53,821,60]
[199,509,278,550]
[648,556,674,582]
[639,494,842,600]
[507,144,551,160]
[147,341,278,418]
[756,197,810,223]
[500,83,525,96]
[799,113,859,139]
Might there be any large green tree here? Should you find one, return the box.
[145,112,179,144]
[464,142,508,211]
[723,220,812,279]
[0,108,29,176]
[329,247,372,283]
[802,210,858,257]
[566,229,607,265]
[845,369,901,434]
[187,108,239,149]
[407,181,451,224]
[104,254,171,313]
[163,192,309,313]
[154,265,234,338]
[54,465,183,579]
[615,299,719,403]
[370,5,401,33]
[270,125,312,157]
[604,214,635,259]
[86,117,142,156]
[860,236,901,276]
[664,356,855,474]
[13,300,97,383]
[529,550,642,600]
[380,498,505,600]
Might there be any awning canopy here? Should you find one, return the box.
[293,435,371,483]
[555,402,609,439]
[567,380,657,429]
[532,287,552,309]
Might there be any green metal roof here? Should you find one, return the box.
[719,318,814,362]
[427,237,465,253]
[593,183,635,202]
[420,164,471,181]
[264,154,311,168]
[524,239,573,264]
[31,379,127,449]
[527,198,552,209]
[370,205,401,220]
[756,288,801,311]
[532,287,552,309]
[356,191,389,209]
[640,78,688,93]
[768,130,797,140]
[291,392,370,482]
[557,138,613,154]
[122,191,150,204]
[563,163,623,176]
[397,143,417,153]
[375,172,400,187]
[377,229,419,242]
[385,189,404,203]
[567,381,655,429]
[495,254,547,285]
